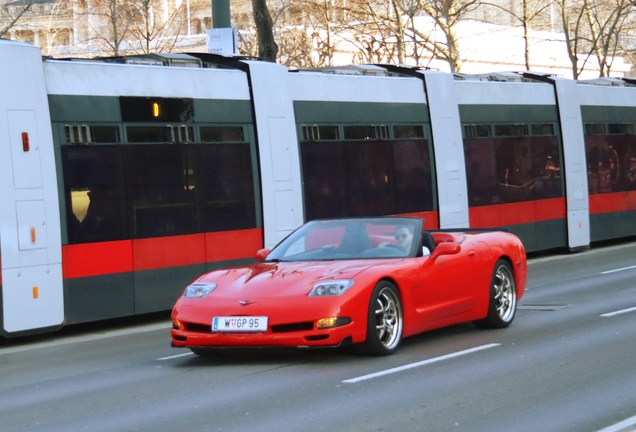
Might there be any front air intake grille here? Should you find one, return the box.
[183,321,315,333]
[271,322,314,333]
[185,323,212,333]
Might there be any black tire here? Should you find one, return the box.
[359,281,403,356]
[475,259,517,329]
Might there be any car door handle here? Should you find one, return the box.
[468,250,476,257]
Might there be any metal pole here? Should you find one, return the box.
[212,0,231,28]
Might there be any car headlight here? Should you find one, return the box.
[183,282,217,298]
[308,280,354,296]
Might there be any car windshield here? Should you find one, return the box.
[265,217,423,262]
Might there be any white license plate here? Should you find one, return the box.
[212,316,268,332]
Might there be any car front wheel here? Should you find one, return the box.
[360,281,403,355]
[475,259,517,328]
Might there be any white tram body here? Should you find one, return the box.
[1,39,635,336]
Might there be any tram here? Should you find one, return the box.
[1,39,635,336]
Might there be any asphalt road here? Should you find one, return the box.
[1,242,636,432]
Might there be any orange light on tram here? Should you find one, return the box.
[152,102,160,118]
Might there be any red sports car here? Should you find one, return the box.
[171,217,527,356]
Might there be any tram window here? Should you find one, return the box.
[126,145,197,238]
[200,126,244,142]
[90,126,121,143]
[343,125,389,140]
[393,140,434,213]
[61,146,129,243]
[585,123,606,135]
[494,124,529,137]
[607,124,632,135]
[126,126,173,143]
[196,144,257,231]
[301,138,434,220]
[531,124,555,136]
[393,125,424,139]
[586,135,636,194]
[464,135,563,207]
[65,125,90,144]
[464,124,491,139]
[302,125,339,141]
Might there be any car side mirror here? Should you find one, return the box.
[429,242,461,261]
[254,248,271,261]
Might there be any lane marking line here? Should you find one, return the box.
[156,352,195,361]
[601,306,636,317]
[343,343,500,384]
[601,265,636,275]
[596,414,636,432]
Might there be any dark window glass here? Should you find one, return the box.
[302,125,339,141]
[607,123,632,135]
[494,124,529,137]
[65,125,90,144]
[345,141,394,216]
[301,139,434,220]
[464,136,563,207]
[343,125,389,140]
[61,146,129,243]
[120,97,194,122]
[301,142,348,219]
[91,126,121,143]
[200,126,244,142]
[585,123,606,135]
[393,140,434,213]
[531,124,555,136]
[196,144,257,231]
[464,124,491,139]
[394,125,424,139]
[586,135,636,194]
[65,125,121,144]
[126,126,173,143]
[126,145,197,238]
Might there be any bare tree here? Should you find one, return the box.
[86,0,134,56]
[481,0,554,70]
[1,0,39,37]
[251,0,278,59]
[415,0,482,72]
[122,0,186,54]
[584,0,633,76]
[555,0,593,78]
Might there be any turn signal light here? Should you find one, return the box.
[172,319,183,330]
[316,317,351,329]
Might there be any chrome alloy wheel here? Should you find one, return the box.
[494,263,516,323]
[374,286,403,350]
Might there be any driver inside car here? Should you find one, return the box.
[380,225,415,254]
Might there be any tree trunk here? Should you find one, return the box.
[251,0,278,61]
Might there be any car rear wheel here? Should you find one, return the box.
[360,281,403,356]
[475,259,517,328]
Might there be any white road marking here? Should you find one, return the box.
[601,306,636,317]
[596,414,636,432]
[601,265,636,275]
[343,343,500,384]
[0,322,172,356]
[156,352,194,361]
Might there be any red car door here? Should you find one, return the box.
[412,239,488,327]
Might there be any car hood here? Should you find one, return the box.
[195,260,401,298]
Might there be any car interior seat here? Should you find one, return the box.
[421,230,437,254]
[338,225,372,254]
